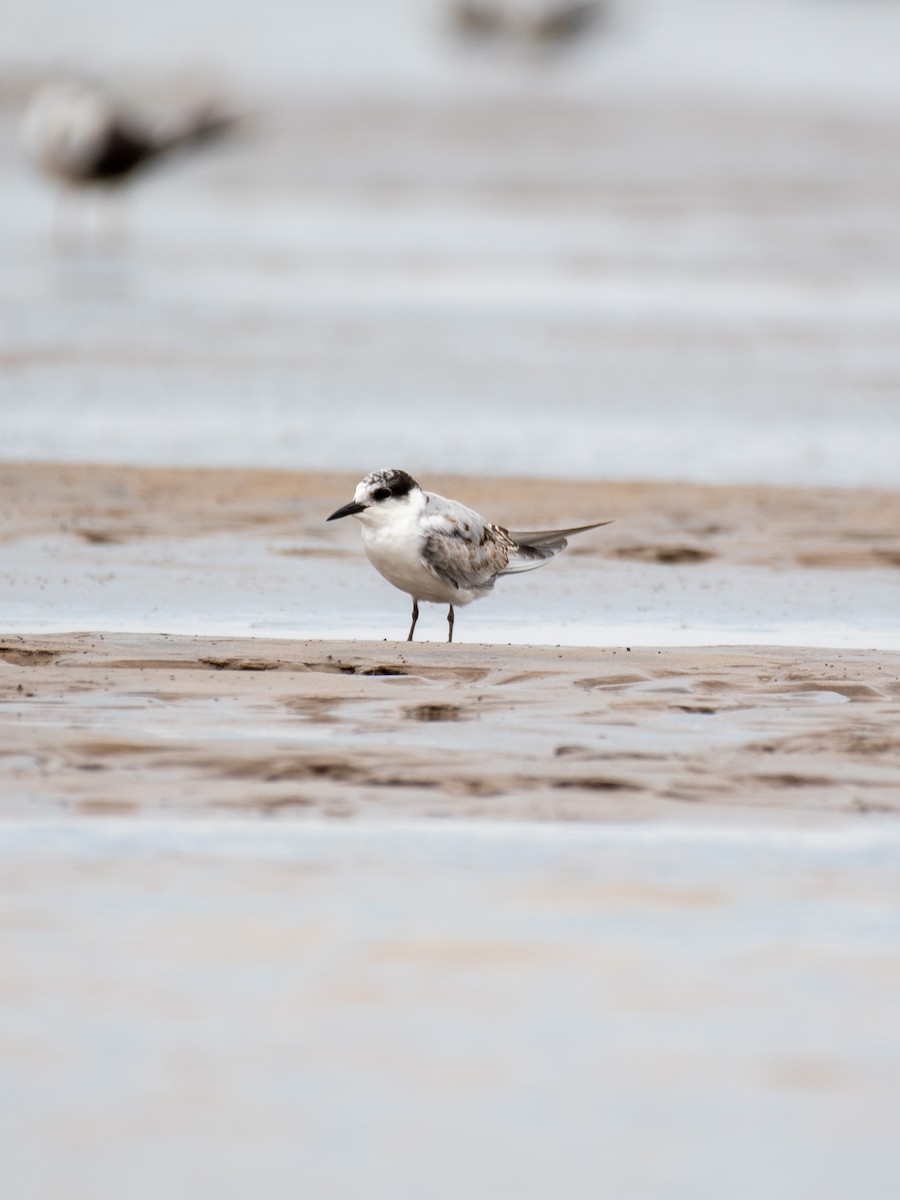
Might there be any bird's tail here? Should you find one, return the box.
[501,519,613,575]
[153,105,236,157]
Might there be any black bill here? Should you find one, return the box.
[326,501,367,521]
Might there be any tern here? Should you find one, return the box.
[21,78,233,200]
[327,468,611,642]
[449,1,603,44]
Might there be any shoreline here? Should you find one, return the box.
[2,462,899,649]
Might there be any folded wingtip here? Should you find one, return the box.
[508,518,614,546]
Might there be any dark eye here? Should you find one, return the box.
[372,487,391,501]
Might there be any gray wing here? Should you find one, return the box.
[501,520,613,575]
[420,494,515,591]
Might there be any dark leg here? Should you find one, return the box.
[407,598,419,642]
[101,189,128,250]
[53,188,77,252]
[447,604,455,643]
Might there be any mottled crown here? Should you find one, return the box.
[361,469,419,499]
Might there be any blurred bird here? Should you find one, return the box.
[21,77,234,240]
[327,468,612,643]
[449,0,603,45]
[450,1,505,37]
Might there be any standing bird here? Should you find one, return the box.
[20,78,233,235]
[327,469,611,643]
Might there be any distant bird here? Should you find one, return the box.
[449,0,603,45]
[21,78,233,197]
[450,1,505,36]
[327,468,611,642]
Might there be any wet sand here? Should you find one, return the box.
[3,631,900,823]
[4,460,900,570]
[2,463,899,824]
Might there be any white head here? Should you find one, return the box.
[327,469,422,526]
[21,79,115,180]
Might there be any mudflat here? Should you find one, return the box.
[3,631,900,821]
[4,461,900,570]
[2,461,899,824]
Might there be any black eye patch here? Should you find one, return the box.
[372,487,391,501]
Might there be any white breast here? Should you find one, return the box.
[21,81,113,180]
[360,506,475,606]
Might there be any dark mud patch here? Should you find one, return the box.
[553,777,638,792]
[74,529,129,545]
[300,660,409,677]
[76,740,160,758]
[750,773,833,788]
[615,544,715,564]
[405,703,466,722]
[576,674,649,689]
[216,756,360,783]
[199,656,283,672]
[0,646,60,667]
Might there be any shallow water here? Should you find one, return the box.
[2,529,898,648]
[3,817,900,1200]
[4,178,899,486]
[3,1,900,486]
